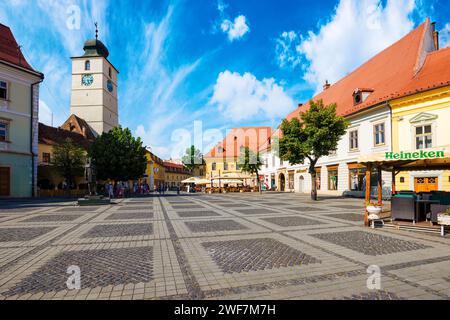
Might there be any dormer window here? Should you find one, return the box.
[353,88,374,105]
[85,60,90,71]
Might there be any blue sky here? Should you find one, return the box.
[1,0,449,159]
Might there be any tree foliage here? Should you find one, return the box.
[90,126,147,181]
[279,100,348,200]
[181,145,204,170]
[238,146,263,193]
[52,139,86,188]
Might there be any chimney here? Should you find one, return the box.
[431,22,439,50]
[434,30,439,51]
[323,80,331,91]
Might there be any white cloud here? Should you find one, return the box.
[221,15,250,41]
[275,31,302,69]
[277,0,417,92]
[440,23,450,48]
[39,100,53,126]
[210,70,296,121]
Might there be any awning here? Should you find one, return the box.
[212,173,253,180]
[357,146,450,171]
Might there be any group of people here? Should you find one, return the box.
[104,181,181,198]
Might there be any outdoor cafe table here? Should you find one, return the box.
[415,199,440,223]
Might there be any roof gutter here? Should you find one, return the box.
[30,76,44,197]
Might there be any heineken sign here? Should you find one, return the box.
[385,150,445,160]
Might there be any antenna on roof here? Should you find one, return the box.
[94,22,99,40]
[17,45,22,65]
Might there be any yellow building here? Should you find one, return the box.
[204,127,272,186]
[391,46,450,192]
[163,161,192,189]
[37,115,95,195]
[143,150,165,191]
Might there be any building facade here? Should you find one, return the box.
[70,36,119,135]
[0,24,44,197]
[37,115,94,193]
[262,19,442,197]
[391,46,450,192]
[204,127,272,186]
[163,161,192,189]
[143,149,165,191]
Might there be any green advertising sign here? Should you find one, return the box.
[385,151,445,160]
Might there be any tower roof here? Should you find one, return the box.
[82,39,110,58]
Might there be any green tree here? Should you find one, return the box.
[238,146,263,194]
[90,126,147,181]
[52,139,86,189]
[182,145,204,170]
[279,100,348,200]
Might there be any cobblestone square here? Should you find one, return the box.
[0,193,448,300]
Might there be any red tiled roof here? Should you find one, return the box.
[60,114,97,141]
[206,127,272,158]
[393,45,450,98]
[0,24,41,75]
[286,19,436,121]
[38,123,92,150]
[163,161,191,174]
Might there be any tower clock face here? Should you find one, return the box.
[81,74,94,86]
[107,79,113,92]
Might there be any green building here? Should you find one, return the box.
[0,24,44,197]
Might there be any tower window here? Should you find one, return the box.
[109,67,112,78]
[85,60,91,71]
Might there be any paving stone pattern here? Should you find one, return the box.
[4,246,153,296]
[0,192,448,300]
[202,238,320,274]
[185,220,248,233]
[82,223,153,238]
[312,230,430,256]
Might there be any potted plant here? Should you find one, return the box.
[437,207,450,225]
[366,201,382,218]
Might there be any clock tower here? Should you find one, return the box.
[70,30,119,135]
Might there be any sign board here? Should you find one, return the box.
[385,151,445,160]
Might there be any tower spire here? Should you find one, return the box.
[94,22,98,40]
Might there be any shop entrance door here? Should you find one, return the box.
[414,177,438,193]
[0,167,10,196]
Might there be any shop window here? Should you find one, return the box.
[328,167,338,191]
[0,81,7,100]
[0,122,8,142]
[415,125,432,149]
[315,167,321,190]
[349,129,359,151]
[373,123,385,146]
[348,165,366,191]
[42,152,51,163]
[288,172,294,190]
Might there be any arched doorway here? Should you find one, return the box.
[298,176,304,193]
[279,173,285,192]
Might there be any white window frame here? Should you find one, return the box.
[373,122,386,147]
[0,80,8,101]
[349,129,359,151]
[0,120,9,142]
[414,123,434,150]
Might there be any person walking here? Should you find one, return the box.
[107,182,114,199]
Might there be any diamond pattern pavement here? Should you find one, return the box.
[0,193,448,300]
